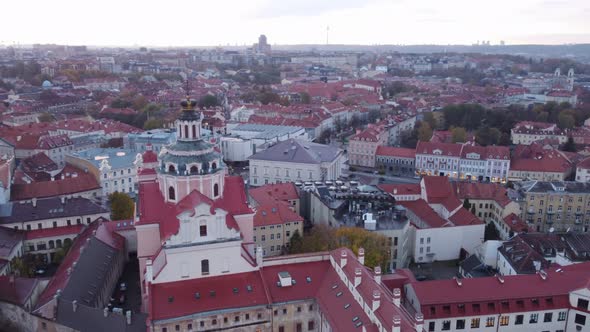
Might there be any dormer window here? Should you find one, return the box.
[168,164,176,173]
[190,165,199,174]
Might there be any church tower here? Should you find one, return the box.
[157,84,225,203]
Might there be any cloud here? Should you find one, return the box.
[251,0,388,18]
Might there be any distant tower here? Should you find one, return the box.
[554,68,561,77]
[326,26,330,45]
[567,68,575,91]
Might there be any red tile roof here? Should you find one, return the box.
[137,176,252,242]
[411,263,590,319]
[448,208,483,226]
[416,141,463,157]
[422,176,454,204]
[253,201,303,227]
[452,182,512,207]
[11,166,100,201]
[24,224,84,240]
[150,270,269,321]
[511,144,572,173]
[249,182,299,206]
[377,184,421,196]
[375,146,416,159]
[0,276,39,306]
[502,213,528,233]
[399,199,449,228]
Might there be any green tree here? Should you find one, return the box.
[144,119,164,130]
[484,222,500,241]
[451,126,467,143]
[109,192,135,220]
[10,255,35,277]
[558,111,575,129]
[198,95,220,109]
[288,230,304,254]
[418,122,433,142]
[563,136,577,152]
[422,112,437,129]
[335,227,391,270]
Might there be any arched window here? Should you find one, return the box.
[48,240,55,249]
[190,165,198,174]
[56,239,62,248]
[168,164,176,173]
[201,259,209,275]
[211,162,217,170]
[213,183,219,197]
[192,125,196,138]
[168,186,176,200]
[184,125,189,139]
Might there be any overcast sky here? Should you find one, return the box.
[1,0,589,46]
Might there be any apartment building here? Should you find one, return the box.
[515,181,590,233]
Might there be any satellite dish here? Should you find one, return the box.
[549,227,554,233]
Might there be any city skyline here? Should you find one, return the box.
[1,0,589,47]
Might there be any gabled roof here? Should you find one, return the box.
[253,200,303,227]
[249,139,341,164]
[410,263,590,319]
[249,182,299,206]
[137,176,251,242]
[150,270,269,321]
[0,276,39,306]
[416,141,463,157]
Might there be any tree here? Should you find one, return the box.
[38,112,53,123]
[475,126,500,146]
[563,136,577,152]
[422,112,437,129]
[10,255,35,277]
[288,230,304,254]
[463,198,471,210]
[109,192,135,220]
[450,126,467,143]
[335,227,391,270]
[558,111,575,129]
[198,95,220,109]
[144,119,164,130]
[299,92,311,104]
[418,122,433,142]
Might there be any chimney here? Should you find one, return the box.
[415,313,424,332]
[103,307,109,317]
[392,315,401,332]
[256,246,263,267]
[374,266,382,284]
[72,300,77,312]
[32,197,37,207]
[126,311,132,325]
[539,270,547,280]
[392,288,401,307]
[61,196,65,204]
[372,290,381,311]
[340,250,347,268]
[393,188,397,195]
[354,268,362,287]
[454,277,462,287]
[9,275,14,284]
[358,248,365,265]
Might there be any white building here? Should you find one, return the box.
[67,148,140,196]
[248,139,344,186]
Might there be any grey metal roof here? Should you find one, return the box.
[0,197,108,225]
[70,148,139,170]
[232,123,304,140]
[56,299,147,332]
[60,237,118,305]
[519,180,590,194]
[249,139,341,164]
